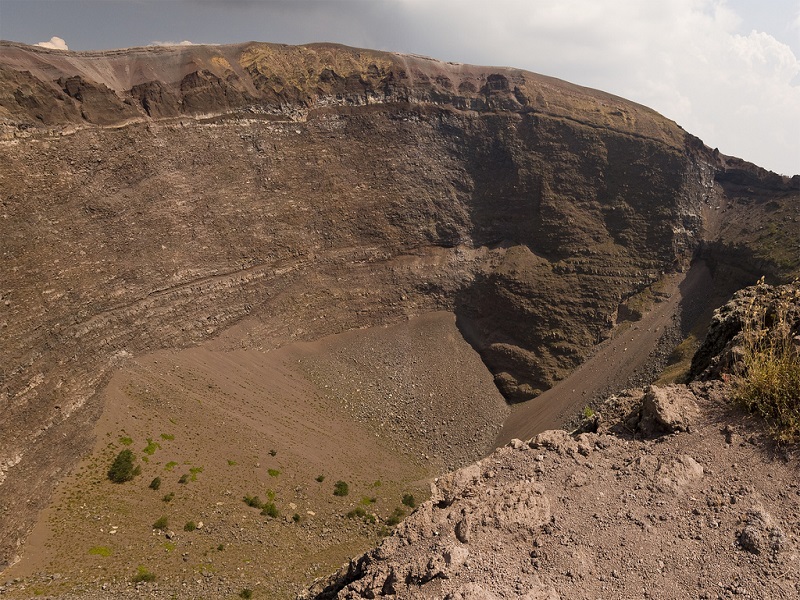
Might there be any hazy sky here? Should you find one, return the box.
[2,0,798,175]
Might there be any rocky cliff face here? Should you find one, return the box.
[0,41,797,571]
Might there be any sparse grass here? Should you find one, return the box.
[243,495,263,508]
[160,433,175,440]
[267,468,281,477]
[184,521,197,532]
[142,438,160,455]
[360,496,377,506]
[347,506,367,519]
[152,515,169,531]
[732,282,800,441]
[164,542,176,553]
[333,481,349,496]
[189,466,203,481]
[239,589,253,599]
[132,565,156,583]
[164,461,178,471]
[227,459,237,466]
[162,492,175,503]
[149,477,162,491]
[178,473,190,484]
[401,494,416,509]
[119,436,133,446]
[108,449,139,483]
[217,544,225,551]
[88,545,112,557]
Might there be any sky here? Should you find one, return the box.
[1,0,798,175]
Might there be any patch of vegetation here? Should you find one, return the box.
[372,480,382,488]
[189,466,203,481]
[142,438,160,455]
[227,459,237,466]
[132,565,156,583]
[267,468,281,477]
[239,589,253,599]
[269,449,277,457]
[160,433,175,440]
[152,515,169,531]
[360,496,376,506]
[119,436,133,446]
[184,521,197,532]
[243,495,263,508]
[164,461,178,471]
[88,545,112,557]
[401,494,416,509]
[217,544,225,551]
[347,506,367,519]
[292,513,301,523]
[108,449,140,483]
[582,406,595,419]
[163,542,176,553]
[162,492,175,503]
[333,481,349,497]
[733,283,800,441]
[386,507,406,527]
[261,503,279,518]
[315,474,325,483]
[149,477,162,491]
[178,473,190,484]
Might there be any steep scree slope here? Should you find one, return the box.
[0,41,797,571]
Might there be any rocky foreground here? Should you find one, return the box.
[305,382,798,600]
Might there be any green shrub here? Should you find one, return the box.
[732,283,800,441]
[386,507,405,527]
[401,494,416,509]
[108,449,139,483]
[184,521,197,532]
[132,565,156,583]
[347,506,367,519]
[217,544,225,551]
[360,496,376,506]
[239,589,253,599]
[333,481,349,497]
[315,474,325,483]
[164,461,178,471]
[160,433,175,440]
[292,513,301,523]
[267,468,280,477]
[269,449,277,457]
[119,436,133,446]
[178,473,189,484]
[149,477,162,491]
[189,466,203,481]
[261,502,279,518]
[152,515,169,531]
[88,545,112,557]
[243,495,262,509]
[162,492,174,503]
[142,438,160,455]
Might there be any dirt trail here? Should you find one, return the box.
[496,261,714,444]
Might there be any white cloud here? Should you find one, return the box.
[34,36,68,50]
[148,40,197,47]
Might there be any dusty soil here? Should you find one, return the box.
[0,313,507,599]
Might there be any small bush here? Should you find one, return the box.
[261,502,279,518]
[292,513,301,523]
[401,494,416,509]
[164,461,178,471]
[162,492,175,503]
[315,474,325,483]
[119,436,133,446]
[184,521,197,532]
[267,468,281,477]
[386,507,405,527]
[333,481,349,497]
[143,438,160,455]
[347,506,367,519]
[149,477,162,491]
[132,565,156,583]
[269,449,277,457]
[152,515,169,531]
[582,406,595,419]
[160,433,175,440]
[239,589,253,599]
[178,473,189,484]
[360,496,377,506]
[243,495,262,509]
[217,544,225,551]
[189,466,203,481]
[227,459,237,466]
[108,449,138,483]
